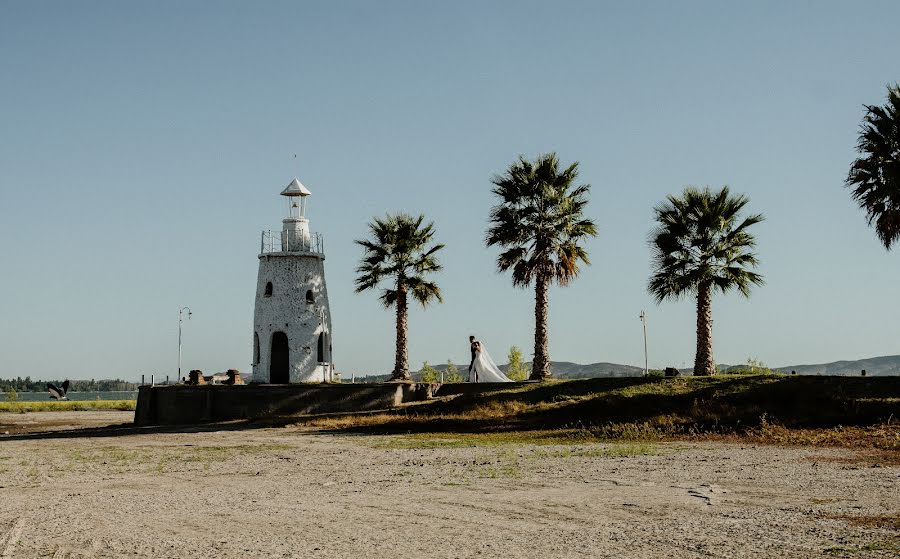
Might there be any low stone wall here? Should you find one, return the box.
[134,383,436,427]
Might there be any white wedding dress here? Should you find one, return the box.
[469,344,513,383]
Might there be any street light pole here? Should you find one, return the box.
[178,306,192,383]
[639,310,648,376]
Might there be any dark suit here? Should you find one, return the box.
[469,341,478,381]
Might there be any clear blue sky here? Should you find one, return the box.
[1,1,898,380]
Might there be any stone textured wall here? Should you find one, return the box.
[134,383,437,426]
[252,252,333,382]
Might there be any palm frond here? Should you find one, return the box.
[405,276,443,307]
[846,84,900,250]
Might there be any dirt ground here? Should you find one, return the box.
[0,411,134,435]
[0,412,898,558]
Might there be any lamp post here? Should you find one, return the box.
[639,310,648,376]
[178,306,192,383]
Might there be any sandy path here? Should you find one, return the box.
[0,419,897,558]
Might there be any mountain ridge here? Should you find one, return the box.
[359,354,900,381]
[771,354,900,376]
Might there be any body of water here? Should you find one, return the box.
[3,391,138,402]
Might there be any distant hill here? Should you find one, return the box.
[354,354,900,381]
[428,361,643,379]
[521,361,645,378]
[773,355,900,376]
[358,360,644,382]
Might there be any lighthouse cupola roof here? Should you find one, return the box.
[281,177,311,197]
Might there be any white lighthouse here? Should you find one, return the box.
[252,177,333,383]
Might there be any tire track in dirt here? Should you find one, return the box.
[1,517,25,558]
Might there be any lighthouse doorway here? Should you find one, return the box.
[270,332,290,383]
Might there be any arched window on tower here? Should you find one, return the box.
[264,282,273,297]
[317,332,326,363]
[305,289,314,305]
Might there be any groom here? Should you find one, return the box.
[468,335,478,382]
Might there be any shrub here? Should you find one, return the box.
[506,346,530,381]
[420,361,439,383]
[745,356,774,374]
[444,360,463,383]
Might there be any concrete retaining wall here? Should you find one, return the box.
[134,383,436,427]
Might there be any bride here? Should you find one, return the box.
[469,340,513,383]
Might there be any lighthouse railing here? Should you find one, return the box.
[260,230,324,255]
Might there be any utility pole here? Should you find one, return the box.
[178,306,192,383]
[639,310,649,376]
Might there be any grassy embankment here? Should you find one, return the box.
[297,375,900,450]
[0,400,136,413]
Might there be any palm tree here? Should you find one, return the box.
[846,84,900,250]
[486,153,597,380]
[648,186,764,376]
[355,214,444,381]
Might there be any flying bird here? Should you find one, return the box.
[47,380,70,400]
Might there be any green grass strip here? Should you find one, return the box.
[0,400,136,412]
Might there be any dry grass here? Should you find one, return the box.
[822,513,900,531]
[299,399,536,431]
[289,376,900,452]
[806,449,900,467]
[297,413,900,451]
[737,423,900,452]
[369,430,597,449]
[824,538,900,557]
[0,400,136,413]
[10,443,296,478]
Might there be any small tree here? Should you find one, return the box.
[5,387,18,402]
[506,346,529,381]
[420,361,439,383]
[742,357,773,375]
[444,360,463,383]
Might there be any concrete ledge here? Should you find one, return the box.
[134,383,437,427]
[433,381,535,397]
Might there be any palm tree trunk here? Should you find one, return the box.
[530,272,551,380]
[393,281,411,381]
[693,281,716,376]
